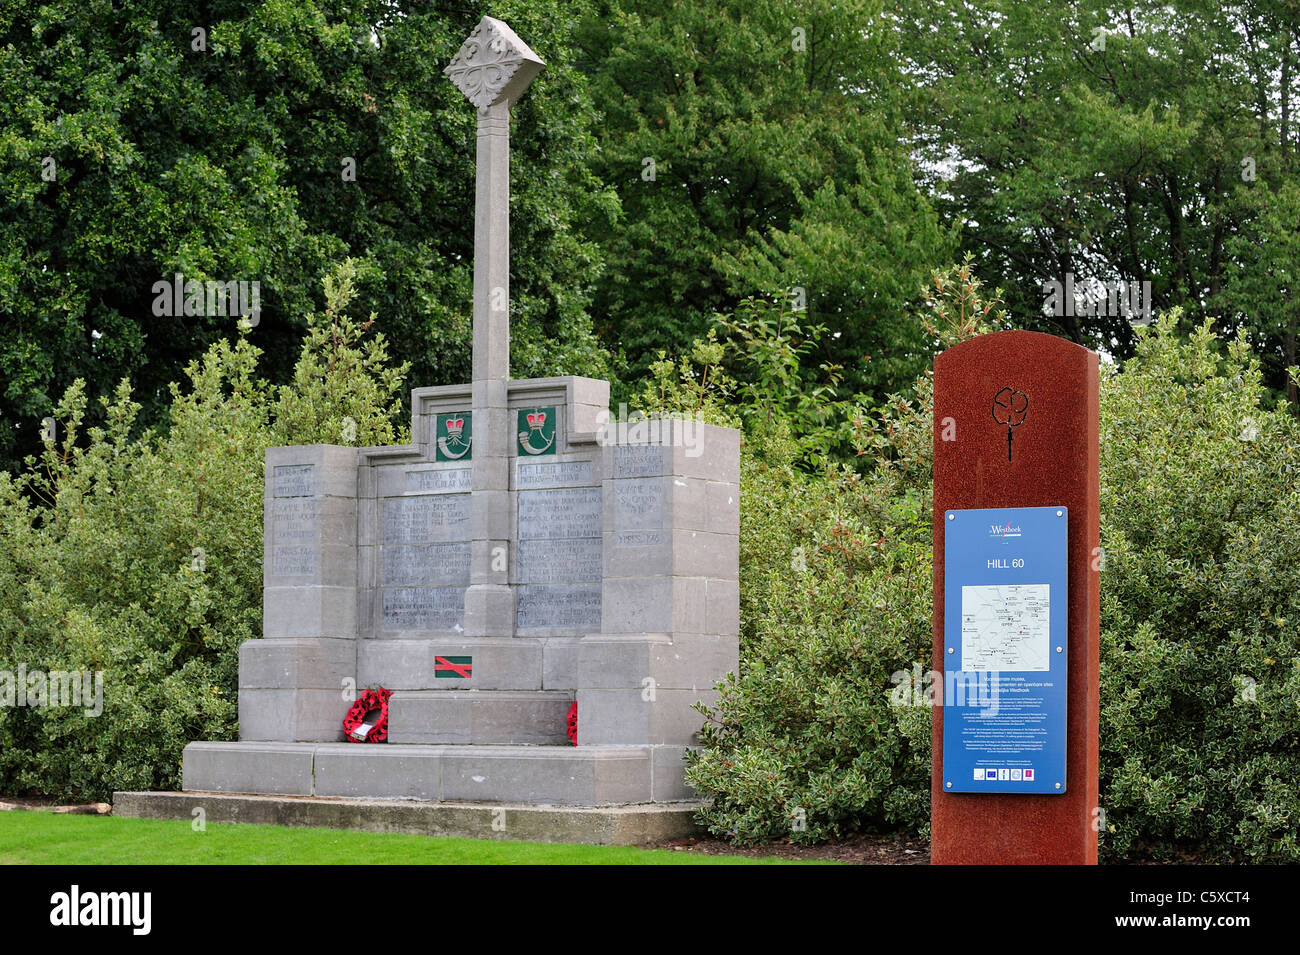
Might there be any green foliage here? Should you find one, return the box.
[1218,178,1300,406]
[1097,313,1300,862]
[713,298,854,469]
[580,0,953,398]
[897,0,1300,402]
[685,263,1300,861]
[0,0,613,474]
[0,269,408,801]
[272,260,411,448]
[631,329,740,430]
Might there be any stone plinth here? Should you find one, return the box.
[113,791,702,846]
[184,378,740,811]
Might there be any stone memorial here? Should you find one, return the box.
[175,16,740,823]
[930,330,1100,864]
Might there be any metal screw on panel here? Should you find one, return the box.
[1055,782,1062,790]
[1056,510,1063,516]
[1056,646,1063,653]
[948,513,955,521]
[946,782,952,789]
[948,647,954,654]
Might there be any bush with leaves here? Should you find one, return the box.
[0,262,408,800]
[1097,313,1300,862]
[678,262,1300,861]
[683,417,935,844]
[678,261,994,844]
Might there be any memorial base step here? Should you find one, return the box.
[113,791,703,846]
[387,689,573,745]
[181,740,697,805]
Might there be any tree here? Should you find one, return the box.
[896,0,1300,402]
[577,0,954,400]
[0,0,616,474]
[1219,178,1300,405]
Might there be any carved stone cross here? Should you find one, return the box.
[445,17,544,637]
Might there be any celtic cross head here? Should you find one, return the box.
[444,16,545,110]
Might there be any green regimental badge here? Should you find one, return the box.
[435,412,473,461]
[517,407,556,455]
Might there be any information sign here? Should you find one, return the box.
[942,506,1068,794]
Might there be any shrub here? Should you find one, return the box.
[680,267,1300,862]
[0,263,408,800]
[683,416,934,844]
[1097,313,1300,862]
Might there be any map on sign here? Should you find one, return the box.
[961,584,1050,671]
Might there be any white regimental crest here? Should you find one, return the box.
[444,16,545,110]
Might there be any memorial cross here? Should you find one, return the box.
[444,17,545,636]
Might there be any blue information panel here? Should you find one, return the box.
[942,506,1068,794]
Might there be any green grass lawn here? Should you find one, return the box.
[0,812,818,865]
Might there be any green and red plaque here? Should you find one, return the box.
[435,412,473,461]
[517,407,556,456]
[434,655,473,679]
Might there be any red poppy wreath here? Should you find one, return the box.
[343,687,393,743]
[566,701,578,746]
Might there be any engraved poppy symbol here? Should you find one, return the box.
[992,388,1029,461]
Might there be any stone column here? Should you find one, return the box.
[462,99,514,638]
[444,17,545,638]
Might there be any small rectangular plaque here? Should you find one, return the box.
[517,406,557,456]
[613,445,664,479]
[272,545,315,576]
[273,464,316,497]
[515,584,601,630]
[517,538,602,583]
[405,468,472,494]
[517,487,602,540]
[517,460,594,489]
[382,587,465,631]
[435,655,473,679]
[434,411,473,462]
[615,531,662,547]
[272,499,316,541]
[614,479,664,531]
[381,495,471,545]
[382,542,471,588]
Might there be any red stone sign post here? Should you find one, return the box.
[931,330,1100,865]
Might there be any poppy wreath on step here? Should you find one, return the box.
[566,701,577,746]
[343,687,393,743]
